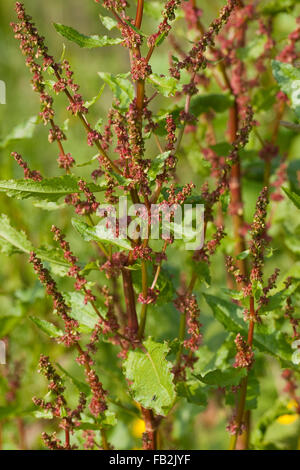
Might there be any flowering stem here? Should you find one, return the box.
[135,0,144,29]
[141,407,157,450]
[65,429,70,449]
[100,429,109,450]
[121,268,139,336]
[138,260,148,339]
[229,295,255,450]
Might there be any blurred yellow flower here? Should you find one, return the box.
[132,418,146,437]
[277,401,299,425]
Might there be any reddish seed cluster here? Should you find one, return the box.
[233,333,254,369]
[100,0,128,12]
[194,226,225,264]
[33,355,87,449]
[138,287,159,305]
[29,252,79,347]
[170,0,238,78]
[148,0,181,48]
[65,179,99,215]
[277,17,300,64]
[249,187,269,282]
[101,252,128,279]
[131,56,152,81]
[182,0,203,31]
[86,369,108,417]
[226,414,246,436]
[271,162,287,202]
[51,225,95,304]
[174,293,202,353]
[11,152,43,181]
[166,114,177,151]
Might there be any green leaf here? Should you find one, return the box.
[147,73,181,97]
[282,187,300,209]
[148,151,171,181]
[260,0,297,15]
[237,36,268,61]
[0,176,105,202]
[123,338,176,416]
[72,218,132,251]
[63,291,102,331]
[30,316,64,338]
[195,367,247,387]
[0,116,38,149]
[84,84,105,109]
[53,23,123,48]
[190,93,234,116]
[190,261,211,287]
[56,363,90,395]
[237,250,250,260]
[204,294,294,368]
[272,61,300,120]
[99,14,118,31]
[0,213,69,270]
[176,381,207,406]
[98,72,134,110]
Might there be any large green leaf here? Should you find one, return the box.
[123,338,176,416]
[72,218,132,250]
[272,60,300,120]
[54,23,123,48]
[0,176,105,202]
[204,294,294,368]
[98,72,135,110]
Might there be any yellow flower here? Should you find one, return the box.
[277,400,299,425]
[132,418,146,437]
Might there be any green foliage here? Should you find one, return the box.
[124,338,176,416]
[0,176,105,202]
[272,60,300,120]
[54,23,123,48]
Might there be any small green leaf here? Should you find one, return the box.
[195,367,247,387]
[147,73,181,97]
[54,23,123,48]
[99,14,118,31]
[282,187,300,209]
[56,363,90,395]
[176,381,207,406]
[30,316,64,338]
[98,72,135,110]
[84,84,105,109]
[148,151,171,181]
[63,291,103,331]
[124,338,176,416]
[237,250,250,260]
[72,218,132,251]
